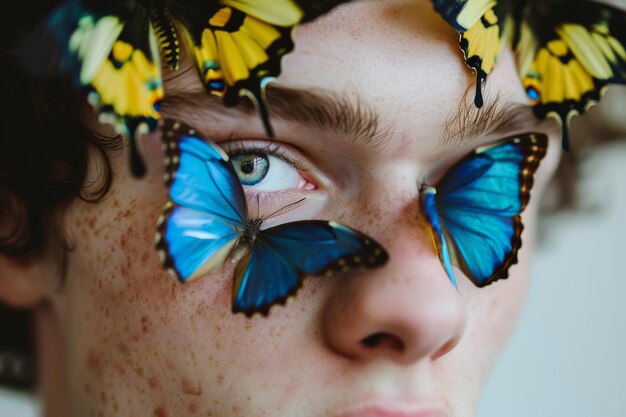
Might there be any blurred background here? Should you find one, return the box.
[479,86,626,417]
[478,6,623,414]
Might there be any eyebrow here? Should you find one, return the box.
[442,86,543,147]
[161,82,542,149]
[160,84,392,148]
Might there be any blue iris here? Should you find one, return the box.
[231,153,269,186]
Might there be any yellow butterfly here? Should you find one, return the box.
[37,3,165,175]
[177,0,304,136]
[433,0,512,108]
[431,0,626,149]
[515,4,626,149]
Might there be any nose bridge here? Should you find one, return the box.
[384,194,431,255]
[321,194,468,365]
[351,176,425,240]
[357,187,433,261]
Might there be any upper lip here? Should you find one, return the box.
[335,403,447,417]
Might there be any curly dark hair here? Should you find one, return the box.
[0,0,123,389]
[0,0,123,260]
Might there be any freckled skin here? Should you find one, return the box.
[15,1,565,417]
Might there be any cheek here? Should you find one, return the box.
[452,204,539,385]
[59,147,234,413]
[66,159,168,305]
[59,146,326,415]
[462,266,530,368]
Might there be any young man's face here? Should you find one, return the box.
[50,1,561,416]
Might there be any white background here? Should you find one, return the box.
[479,140,626,417]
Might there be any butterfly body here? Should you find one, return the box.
[157,119,388,316]
[228,218,264,265]
[150,6,181,70]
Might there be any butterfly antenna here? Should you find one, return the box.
[261,198,306,221]
[255,194,261,219]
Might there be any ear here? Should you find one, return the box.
[0,255,47,308]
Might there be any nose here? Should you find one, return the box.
[321,207,467,365]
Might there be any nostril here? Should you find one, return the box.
[361,332,404,351]
[362,333,383,347]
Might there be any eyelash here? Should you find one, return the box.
[218,140,319,217]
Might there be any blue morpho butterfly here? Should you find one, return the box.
[419,133,548,288]
[155,119,389,316]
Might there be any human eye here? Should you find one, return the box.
[225,140,317,192]
[220,140,319,213]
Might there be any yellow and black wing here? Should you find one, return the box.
[432,0,513,107]
[173,0,352,136]
[433,0,498,32]
[26,0,165,176]
[295,0,352,22]
[28,0,352,159]
[174,0,301,136]
[514,0,626,150]
[87,20,164,175]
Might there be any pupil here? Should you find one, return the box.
[241,159,255,174]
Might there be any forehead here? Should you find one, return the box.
[272,0,530,154]
[164,0,536,161]
[283,0,472,105]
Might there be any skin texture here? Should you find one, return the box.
[0,1,564,416]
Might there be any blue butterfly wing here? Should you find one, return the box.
[161,205,240,281]
[420,187,458,289]
[440,206,519,285]
[262,221,387,275]
[232,245,300,317]
[167,130,247,224]
[232,221,388,316]
[157,120,247,282]
[427,134,548,287]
